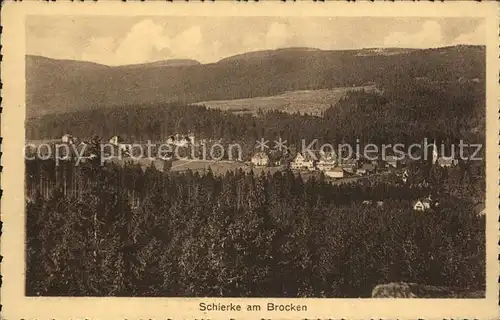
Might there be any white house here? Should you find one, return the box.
[291,152,318,171]
[412,198,432,211]
[362,200,383,206]
[325,167,344,179]
[437,156,458,168]
[62,133,75,144]
[251,152,270,167]
[431,141,458,167]
[166,133,194,147]
[317,152,337,172]
[187,133,195,145]
[109,135,120,146]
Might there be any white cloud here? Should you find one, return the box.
[114,20,171,65]
[170,26,203,59]
[29,17,487,66]
[265,22,291,49]
[452,22,485,45]
[239,22,293,54]
[80,20,206,65]
[383,20,444,48]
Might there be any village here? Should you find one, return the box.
[26,131,482,215]
[248,146,476,213]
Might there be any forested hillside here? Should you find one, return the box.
[26,45,484,117]
[26,159,485,297]
[26,79,485,151]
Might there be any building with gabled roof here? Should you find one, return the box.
[251,152,270,167]
[109,135,121,146]
[340,158,358,172]
[412,196,435,211]
[473,203,486,216]
[437,156,458,168]
[384,155,400,168]
[356,163,375,175]
[62,133,75,144]
[291,151,320,171]
[325,167,344,179]
[413,199,431,211]
[317,152,337,172]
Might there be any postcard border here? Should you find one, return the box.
[1,2,499,319]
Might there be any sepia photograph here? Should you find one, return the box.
[1,2,499,319]
[24,14,488,298]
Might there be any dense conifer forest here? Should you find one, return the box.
[26,158,485,297]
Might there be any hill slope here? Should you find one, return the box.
[26,45,485,117]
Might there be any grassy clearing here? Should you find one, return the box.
[195,86,375,116]
[108,158,283,175]
[171,160,245,174]
[171,160,285,176]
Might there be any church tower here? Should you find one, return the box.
[432,139,438,164]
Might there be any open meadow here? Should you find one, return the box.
[195,86,375,116]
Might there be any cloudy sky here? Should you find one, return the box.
[26,16,485,66]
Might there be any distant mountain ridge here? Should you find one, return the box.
[26,54,201,69]
[26,45,485,117]
[218,47,323,63]
[27,55,110,70]
[115,59,201,69]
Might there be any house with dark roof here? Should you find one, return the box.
[384,155,400,168]
[356,163,375,175]
[108,135,132,156]
[340,158,359,172]
[473,203,486,216]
